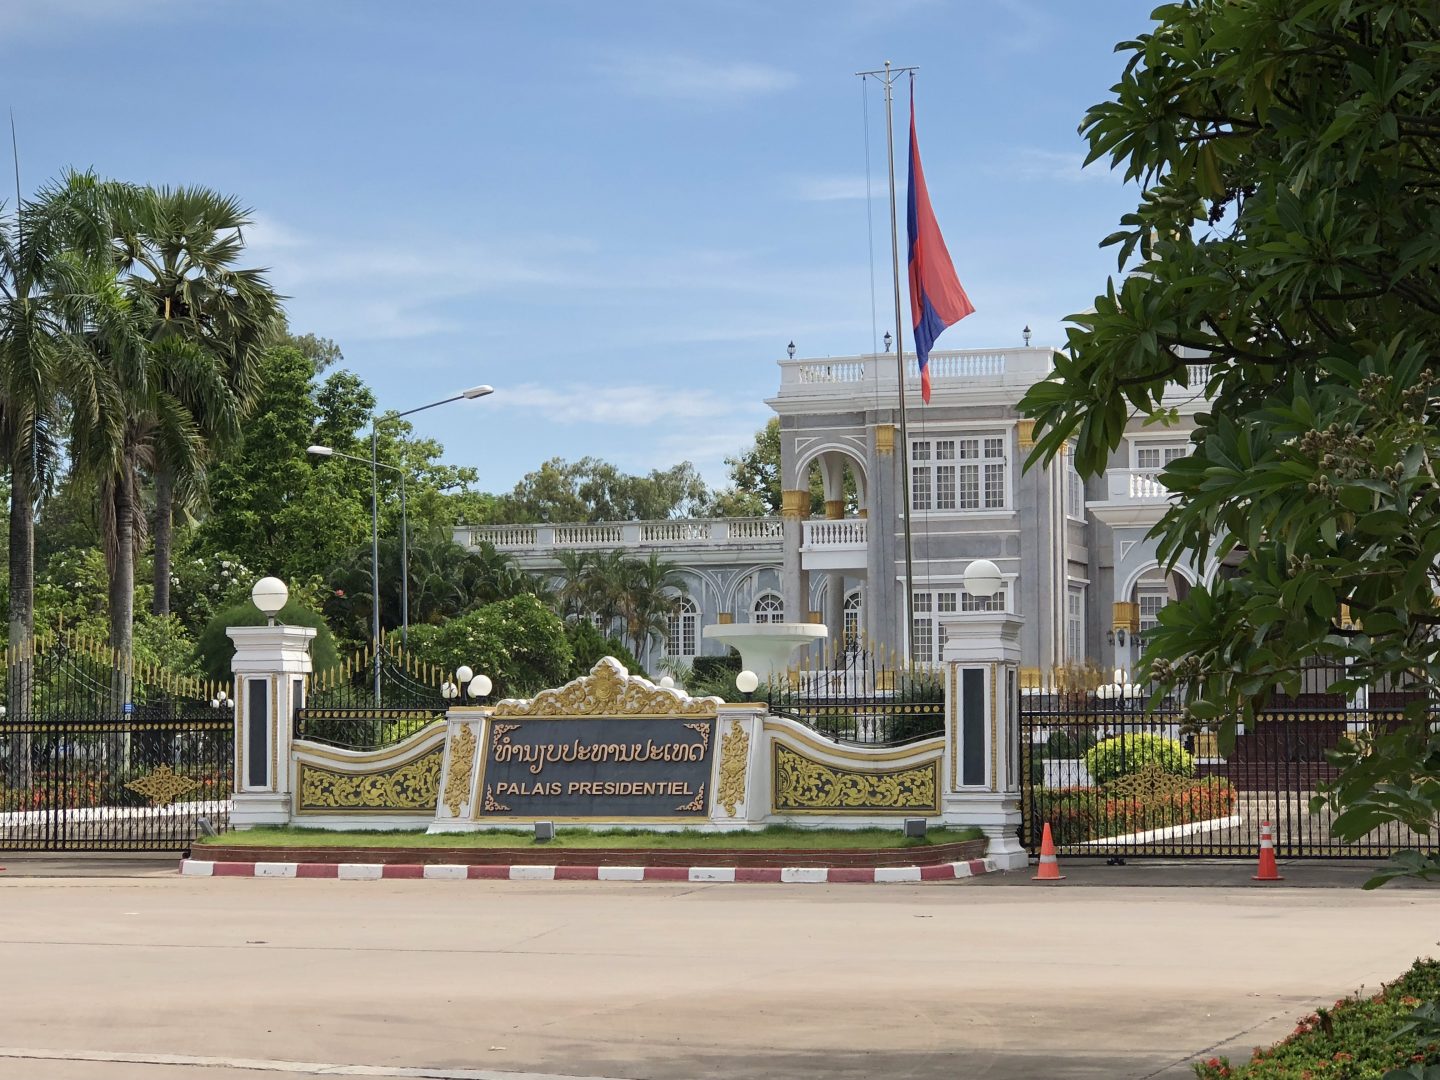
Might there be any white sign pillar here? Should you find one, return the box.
[228,624,316,828]
[940,611,1027,870]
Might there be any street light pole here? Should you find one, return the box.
[373,384,493,648]
[309,385,492,701]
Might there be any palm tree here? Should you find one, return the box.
[2,175,135,646]
[618,552,689,663]
[111,186,281,617]
[551,549,593,620]
[2,173,136,722]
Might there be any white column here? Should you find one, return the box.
[939,611,1028,870]
[228,624,316,828]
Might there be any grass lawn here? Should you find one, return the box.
[197,824,982,851]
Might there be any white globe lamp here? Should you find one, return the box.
[468,673,492,699]
[962,559,1003,604]
[658,676,675,689]
[735,670,760,696]
[251,577,289,624]
[455,665,474,686]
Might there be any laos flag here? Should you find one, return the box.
[907,85,974,403]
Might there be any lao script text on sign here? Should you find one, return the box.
[478,717,716,818]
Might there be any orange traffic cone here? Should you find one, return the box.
[1033,822,1065,881]
[1252,820,1283,881]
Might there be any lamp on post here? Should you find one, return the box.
[251,576,289,626]
[883,330,892,353]
[1022,325,1032,347]
[962,559,1004,611]
[786,341,796,359]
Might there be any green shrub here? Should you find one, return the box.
[1084,733,1194,786]
[405,594,572,699]
[1033,778,1235,845]
[1193,959,1440,1079]
[197,599,341,683]
[1044,727,1100,759]
[564,619,644,679]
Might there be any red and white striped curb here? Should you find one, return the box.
[180,858,998,884]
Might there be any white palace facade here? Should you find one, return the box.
[454,345,1213,678]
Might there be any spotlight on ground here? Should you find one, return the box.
[196,816,218,837]
[903,818,927,839]
[534,821,555,843]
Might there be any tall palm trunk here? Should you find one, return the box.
[7,476,34,789]
[151,468,173,616]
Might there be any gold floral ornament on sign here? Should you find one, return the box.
[492,658,719,719]
[126,765,201,807]
[444,725,477,818]
[717,719,749,817]
[772,744,938,813]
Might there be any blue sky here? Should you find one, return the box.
[3,0,1155,496]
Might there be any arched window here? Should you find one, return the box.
[667,598,698,658]
[843,589,863,647]
[752,593,785,624]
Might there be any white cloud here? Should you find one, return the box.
[0,0,181,39]
[792,175,881,202]
[494,384,743,427]
[597,53,797,104]
[1007,148,1110,185]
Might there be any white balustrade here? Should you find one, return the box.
[460,518,786,555]
[802,518,868,548]
[553,524,625,547]
[794,360,867,383]
[728,518,784,540]
[927,352,1008,378]
[468,526,537,549]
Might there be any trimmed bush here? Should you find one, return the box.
[198,599,340,683]
[1034,778,1236,845]
[1044,727,1100,759]
[1084,732,1194,786]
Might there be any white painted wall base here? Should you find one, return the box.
[230,793,292,828]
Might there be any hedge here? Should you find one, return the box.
[1085,732,1195,786]
[1194,958,1440,1078]
[1035,778,1237,845]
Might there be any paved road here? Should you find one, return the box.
[0,865,1435,1080]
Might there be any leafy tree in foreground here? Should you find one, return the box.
[1018,1,1440,876]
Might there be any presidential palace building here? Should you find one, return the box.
[453,345,1213,678]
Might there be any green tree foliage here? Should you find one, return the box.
[485,457,710,523]
[563,617,643,680]
[708,418,855,517]
[404,593,572,698]
[196,598,340,683]
[1018,1,1440,873]
[197,346,371,582]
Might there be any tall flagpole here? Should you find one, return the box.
[858,60,919,662]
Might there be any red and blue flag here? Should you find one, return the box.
[907,85,974,403]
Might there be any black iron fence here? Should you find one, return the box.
[1019,676,1440,860]
[0,638,233,852]
[294,646,448,750]
[765,646,945,746]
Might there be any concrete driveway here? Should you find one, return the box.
[0,864,1434,1079]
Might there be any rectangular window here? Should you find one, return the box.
[1136,444,1188,471]
[911,586,1010,663]
[1067,586,1085,663]
[913,435,1006,512]
[1067,458,1085,518]
[1137,589,1167,633]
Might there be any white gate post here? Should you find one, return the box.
[940,611,1028,870]
[228,624,316,828]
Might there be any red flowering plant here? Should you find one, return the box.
[1191,961,1440,1079]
